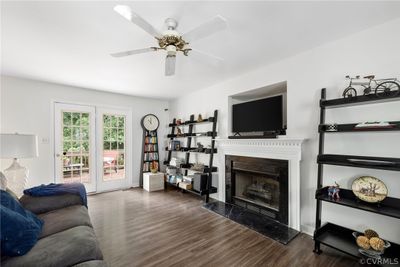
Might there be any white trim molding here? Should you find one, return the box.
[215,137,305,231]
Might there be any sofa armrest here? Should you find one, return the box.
[19,194,84,214]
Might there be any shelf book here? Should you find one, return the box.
[314,88,400,266]
[140,130,160,180]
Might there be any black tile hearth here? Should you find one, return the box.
[203,201,299,245]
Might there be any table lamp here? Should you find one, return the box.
[0,133,39,197]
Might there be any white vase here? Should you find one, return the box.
[4,159,28,197]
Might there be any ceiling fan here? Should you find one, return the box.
[111,5,228,76]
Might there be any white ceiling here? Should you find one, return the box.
[2,1,400,99]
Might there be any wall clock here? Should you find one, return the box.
[141,114,159,131]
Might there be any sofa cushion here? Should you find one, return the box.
[23,183,88,207]
[73,260,108,267]
[0,190,44,257]
[38,205,92,238]
[20,194,83,214]
[1,226,103,267]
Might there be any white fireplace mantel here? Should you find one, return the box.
[215,137,305,231]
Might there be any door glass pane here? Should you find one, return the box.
[72,127,80,140]
[81,113,89,126]
[82,141,89,152]
[63,127,71,140]
[81,127,89,140]
[63,112,72,126]
[62,111,91,184]
[72,113,80,126]
[103,114,125,181]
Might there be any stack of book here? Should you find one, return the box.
[144,152,158,161]
[144,144,158,152]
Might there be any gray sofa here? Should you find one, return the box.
[1,194,107,267]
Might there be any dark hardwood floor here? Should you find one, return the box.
[88,189,359,267]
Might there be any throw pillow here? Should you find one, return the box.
[0,190,44,256]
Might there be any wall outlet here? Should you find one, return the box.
[41,137,49,144]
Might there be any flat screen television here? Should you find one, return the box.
[232,95,283,133]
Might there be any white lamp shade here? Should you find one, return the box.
[0,133,39,159]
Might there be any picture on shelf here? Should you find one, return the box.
[168,140,181,151]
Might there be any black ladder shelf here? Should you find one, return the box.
[314,88,400,266]
[164,110,218,202]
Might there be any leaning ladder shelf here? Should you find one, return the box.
[314,88,400,266]
[140,130,160,186]
[164,110,218,202]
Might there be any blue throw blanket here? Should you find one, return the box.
[23,183,87,207]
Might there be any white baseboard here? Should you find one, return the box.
[301,225,314,236]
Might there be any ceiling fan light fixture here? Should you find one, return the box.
[166,45,177,56]
[165,18,178,30]
[165,55,176,76]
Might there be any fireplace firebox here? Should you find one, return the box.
[225,155,289,225]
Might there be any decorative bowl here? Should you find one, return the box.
[352,232,390,259]
[351,176,388,203]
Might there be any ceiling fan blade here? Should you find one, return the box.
[110,47,157,58]
[189,49,223,66]
[182,15,227,43]
[165,55,176,76]
[114,5,162,38]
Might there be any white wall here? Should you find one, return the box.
[169,18,400,243]
[0,75,169,189]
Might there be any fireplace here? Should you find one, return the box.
[225,155,289,225]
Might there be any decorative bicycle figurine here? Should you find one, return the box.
[342,75,400,98]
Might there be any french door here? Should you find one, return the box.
[96,107,131,191]
[55,103,96,192]
[54,103,131,193]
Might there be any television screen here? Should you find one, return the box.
[232,95,283,133]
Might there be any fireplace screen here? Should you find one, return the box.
[234,172,280,211]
